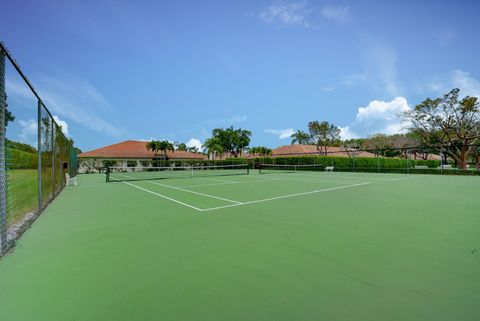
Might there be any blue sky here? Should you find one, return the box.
[2,0,480,151]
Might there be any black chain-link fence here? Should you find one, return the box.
[0,42,78,255]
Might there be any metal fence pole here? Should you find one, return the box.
[0,48,7,254]
[51,122,55,196]
[37,101,42,212]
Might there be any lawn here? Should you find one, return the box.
[0,171,479,321]
[6,169,38,224]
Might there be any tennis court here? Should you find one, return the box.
[1,168,479,321]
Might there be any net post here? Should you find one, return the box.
[37,100,43,212]
[0,47,7,254]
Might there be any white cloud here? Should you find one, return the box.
[341,97,411,138]
[7,75,124,138]
[339,126,357,140]
[186,138,203,151]
[426,69,480,99]
[258,1,313,28]
[52,115,69,137]
[18,119,38,143]
[264,128,295,139]
[321,5,351,25]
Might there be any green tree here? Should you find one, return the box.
[308,121,341,155]
[209,126,251,157]
[249,146,272,156]
[403,88,480,170]
[146,140,160,166]
[176,143,187,151]
[203,137,224,160]
[187,146,199,153]
[290,130,311,145]
[157,140,175,166]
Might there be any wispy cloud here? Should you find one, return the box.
[434,30,455,46]
[206,115,247,126]
[321,5,351,25]
[360,39,402,97]
[257,1,314,28]
[18,119,37,144]
[426,69,480,99]
[264,128,295,139]
[339,73,368,87]
[7,74,124,138]
[320,86,335,92]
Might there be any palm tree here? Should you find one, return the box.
[157,140,175,166]
[203,137,224,160]
[146,140,160,166]
[187,146,199,153]
[290,130,311,145]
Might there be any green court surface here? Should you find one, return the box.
[1,171,479,321]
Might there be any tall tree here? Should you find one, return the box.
[403,88,480,169]
[209,126,251,157]
[157,140,175,166]
[290,130,311,145]
[249,146,272,156]
[308,121,341,155]
[146,140,160,166]
[203,137,224,160]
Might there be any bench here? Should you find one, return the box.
[65,173,78,186]
[325,166,334,172]
[438,164,453,169]
[414,165,428,169]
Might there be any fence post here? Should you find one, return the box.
[0,47,7,254]
[52,123,55,196]
[37,101,42,212]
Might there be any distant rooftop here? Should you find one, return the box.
[78,140,206,160]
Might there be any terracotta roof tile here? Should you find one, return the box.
[78,140,206,160]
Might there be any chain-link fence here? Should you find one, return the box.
[0,42,78,255]
[250,145,480,174]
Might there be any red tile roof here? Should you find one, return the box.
[272,144,376,158]
[78,140,206,160]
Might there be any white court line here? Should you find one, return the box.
[146,180,241,204]
[258,174,364,185]
[116,173,241,204]
[197,177,239,184]
[390,176,422,181]
[119,180,203,211]
[201,181,372,212]
[178,177,283,188]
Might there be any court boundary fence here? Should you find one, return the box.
[0,42,78,256]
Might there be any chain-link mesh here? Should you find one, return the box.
[0,42,77,255]
[0,48,7,253]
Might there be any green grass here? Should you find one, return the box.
[6,169,38,224]
[1,171,479,321]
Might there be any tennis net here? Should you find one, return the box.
[258,163,324,174]
[106,164,249,182]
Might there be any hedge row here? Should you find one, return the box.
[6,148,38,169]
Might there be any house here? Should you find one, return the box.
[272,144,377,158]
[78,140,206,173]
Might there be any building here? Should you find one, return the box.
[272,144,377,158]
[78,140,206,173]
